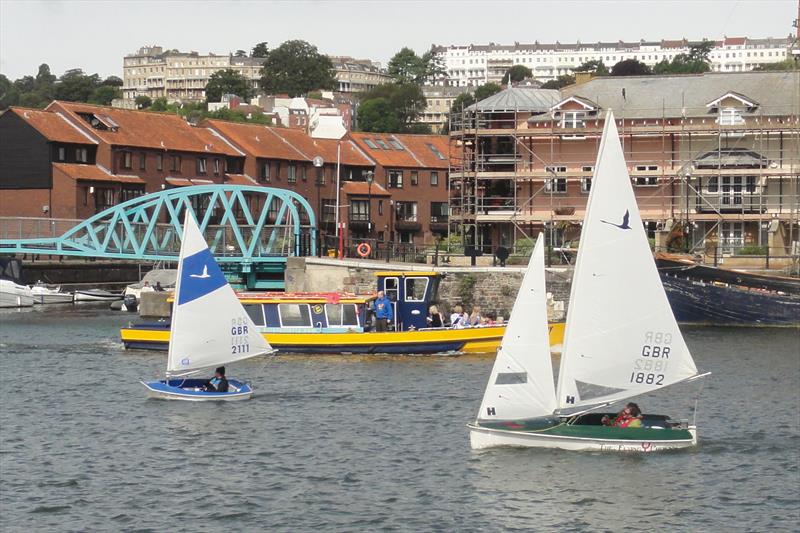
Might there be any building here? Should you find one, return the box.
[449,71,800,262]
[255,94,354,137]
[434,36,795,86]
[122,46,263,102]
[330,56,392,93]
[418,85,472,133]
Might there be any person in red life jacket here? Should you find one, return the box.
[602,402,643,428]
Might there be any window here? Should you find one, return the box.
[300,165,307,181]
[374,139,388,150]
[288,164,296,183]
[213,158,221,175]
[82,187,88,206]
[719,107,744,126]
[405,277,428,302]
[136,152,145,170]
[122,151,132,169]
[278,304,312,327]
[321,199,336,223]
[170,155,181,172]
[634,165,659,186]
[581,177,592,193]
[395,201,417,221]
[410,171,419,186]
[244,304,265,327]
[326,304,359,327]
[430,202,448,222]
[388,140,404,150]
[57,147,66,161]
[156,154,163,171]
[260,161,270,182]
[95,187,116,210]
[430,171,439,186]
[76,148,88,163]
[196,157,207,174]
[120,187,144,203]
[275,161,281,180]
[561,111,586,129]
[364,139,378,149]
[427,143,446,160]
[351,199,369,221]
[545,178,567,193]
[388,170,403,188]
[378,200,384,216]
[316,167,325,185]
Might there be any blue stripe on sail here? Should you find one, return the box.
[177,248,228,305]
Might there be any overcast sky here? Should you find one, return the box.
[0,0,796,80]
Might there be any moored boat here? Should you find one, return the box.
[30,282,74,304]
[74,288,124,302]
[0,279,34,308]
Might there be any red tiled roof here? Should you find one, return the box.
[724,37,747,46]
[349,133,450,169]
[223,173,258,186]
[53,163,144,184]
[47,101,240,156]
[165,177,215,187]
[341,181,391,196]
[8,107,97,144]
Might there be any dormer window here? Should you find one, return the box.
[76,112,119,131]
[561,111,586,129]
[719,107,744,126]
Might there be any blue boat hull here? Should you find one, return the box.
[661,275,800,326]
[141,378,253,401]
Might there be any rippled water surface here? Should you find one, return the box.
[1,306,798,532]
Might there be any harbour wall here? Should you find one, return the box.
[18,260,151,289]
[285,257,572,321]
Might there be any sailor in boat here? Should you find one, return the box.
[371,290,394,332]
[601,403,643,428]
[202,367,229,393]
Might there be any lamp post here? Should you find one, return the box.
[366,170,374,238]
[312,156,324,255]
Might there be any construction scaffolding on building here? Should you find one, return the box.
[448,71,800,271]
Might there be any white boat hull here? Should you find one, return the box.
[32,292,74,304]
[74,290,123,302]
[0,280,34,308]
[468,424,697,452]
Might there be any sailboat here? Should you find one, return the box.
[469,111,709,452]
[141,212,275,401]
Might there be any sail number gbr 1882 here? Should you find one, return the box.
[631,331,671,385]
[231,316,250,354]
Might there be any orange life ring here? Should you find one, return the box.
[356,242,371,258]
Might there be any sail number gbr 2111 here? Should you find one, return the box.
[631,331,671,385]
[231,316,251,354]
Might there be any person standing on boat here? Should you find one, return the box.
[203,367,229,393]
[602,403,643,428]
[372,291,393,332]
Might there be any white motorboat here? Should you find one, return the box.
[0,279,34,308]
[74,288,124,302]
[30,282,74,304]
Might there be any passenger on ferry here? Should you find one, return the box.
[372,291,394,332]
[601,403,643,428]
[426,304,445,328]
[450,305,468,329]
[203,366,229,393]
[468,305,483,326]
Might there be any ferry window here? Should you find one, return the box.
[405,277,428,302]
[244,304,265,327]
[326,304,359,327]
[341,304,358,326]
[384,277,399,302]
[279,304,311,327]
[326,304,342,326]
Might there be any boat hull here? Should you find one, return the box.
[141,378,253,401]
[0,281,34,308]
[74,289,123,302]
[121,323,566,355]
[468,422,697,452]
[31,292,74,304]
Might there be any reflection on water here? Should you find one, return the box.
[0,309,798,531]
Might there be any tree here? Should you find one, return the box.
[251,42,269,58]
[102,75,123,87]
[89,85,121,105]
[259,40,336,97]
[0,74,20,109]
[574,59,609,75]
[387,47,441,84]
[474,82,502,101]
[150,97,169,112]
[652,54,710,75]
[610,59,651,76]
[541,74,575,89]
[234,49,247,57]
[687,40,713,63]
[205,69,253,102]
[357,83,426,133]
[54,69,102,102]
[502,65,533,84]
[753,58,798,71]
[135,95,153,109]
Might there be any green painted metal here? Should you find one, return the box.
[0,185,317,263]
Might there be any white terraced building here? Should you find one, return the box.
[433,36,795,86]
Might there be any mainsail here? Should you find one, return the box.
[555,111,699,410]
[167,212,274,376]
[477,234,557,421]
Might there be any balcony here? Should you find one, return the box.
[395,219,421,232]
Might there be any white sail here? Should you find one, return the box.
[167,212,274,376]
[477,234,557,421]
[556,111,698,410]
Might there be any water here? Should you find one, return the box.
[1,306,798,532]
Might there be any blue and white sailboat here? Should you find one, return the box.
[141,212,275,401]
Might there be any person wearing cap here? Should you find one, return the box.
[203,366,229,393]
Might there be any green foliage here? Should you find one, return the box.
[0,74,20,108]
[753,58,798,71]
[442,233,464,254]
[502,65,533,84]
[736,245,768,256]
[652,43,712,75]
[475,83,502,101]
[259,40,336,97]
[205,69,253,102]
[88,85,121,105]
[541,74,575,89]
[150,97,169,112]
[145,98,269,124]
[102,75,123,87]
[357,83,426,133]
[206,107,271,124]
[610,59,652,76]
[387,47,442,84]
[135,95,153,109]
[251,42,269,58]
[513,238,535,257]
[234,50,247,57]
[457,275,477,307]
[574,59,608,75]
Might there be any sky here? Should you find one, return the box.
[0,0,797,80]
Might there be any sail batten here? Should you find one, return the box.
[477,234,557,422]
[166,213,273,375]
[555,111,699,410]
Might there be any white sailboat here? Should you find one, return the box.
[141,212,275,401]
[469,111,708,452]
